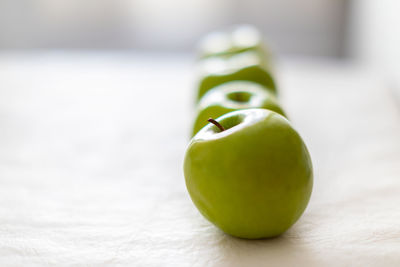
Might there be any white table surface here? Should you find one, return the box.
[0,52,399,266]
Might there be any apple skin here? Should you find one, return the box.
[184,109,313,239]
[192,81,286,136]
[196,51,276,101]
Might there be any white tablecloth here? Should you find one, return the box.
[0,53,399,266]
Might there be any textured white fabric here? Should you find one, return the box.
[0,53,399,266]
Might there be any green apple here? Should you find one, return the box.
[184,109,313,239]
[198,24,271,60]
[196,50,276,101]
[192,81,285,136]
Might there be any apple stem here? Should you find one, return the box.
[208,118,225,132]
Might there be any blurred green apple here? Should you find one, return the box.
[196,50,276,101]
[192,81,285,136]
[198,24,271,60]
[184,109,313,239]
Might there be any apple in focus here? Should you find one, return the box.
[184,109,313,239]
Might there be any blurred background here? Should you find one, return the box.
[0,0,398,79]
[0,0,398,94]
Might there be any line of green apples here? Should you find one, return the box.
[184,25,313,239]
